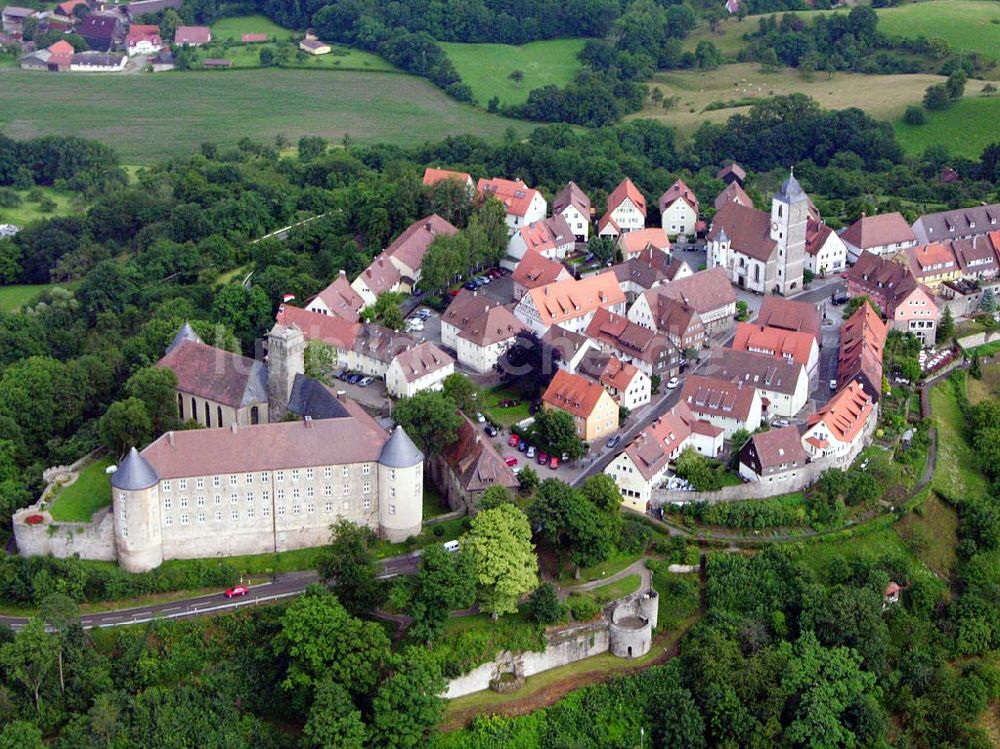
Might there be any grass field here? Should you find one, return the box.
[636,63,962,136]
[877,0,1000,64]
[481,386,530,427]
[967,362,1000,404]
[210,14,295,41]
[930,379,988,499]
[0,186,78,226]
[895,492,959,579]
[0,283,70,312]
[49,457,114,522]
[895,95,1000,159]
[0,68,533,164]
[207,43,394,71]
[440,38,586,106]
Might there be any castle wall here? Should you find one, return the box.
[13,508,116,562]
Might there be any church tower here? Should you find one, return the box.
[770,168,808,296]
[266,323,305,422]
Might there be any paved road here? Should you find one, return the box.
[0,552,421,632]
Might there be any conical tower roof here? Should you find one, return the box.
[111,447,160,491]
[378,425,423,468]
[776,167,807,204]
[166,321,203,354]
[718,228,729,243]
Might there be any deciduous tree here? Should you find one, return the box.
[464,503,537,619]
[317,519,384,616]
[392,390,462,456]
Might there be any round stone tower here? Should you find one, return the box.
[111,447,163,573]
[377,426,423,542]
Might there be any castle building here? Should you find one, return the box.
[111,407,424,573]
[706,169,807,296]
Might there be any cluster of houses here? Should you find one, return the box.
[5,0,217,72]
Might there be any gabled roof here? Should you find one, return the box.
[355,252,401,296]
[952,235,1000,273]
[618,227,671,257]
[645,267,735,316]
[622,402,696,481]
[707,348,806,397]
[649,296,703,342]
[597,212,620,235]
[79,13,119,39]
[708,201,775,262]
[442,290,523,347]
[611,249,689,291]
[126,23,160,44]
[680,374,757,422]
[658,179,698,215]
[714,181,752,212]
[837,303,886,400]
[904,242,958,277]
[553,180,590,218]
[57,0,86,14]
[913,202,1000,242]
[807,380,874,444]
[542,369,609,420]
[515,215,574,255]
[597,356,641,392]
[608,178,647,216]
[385,214,457,273]
[732,323,816,367]
[524,272,625,328]
[275,304,359,349]
[586,307,672,363]
[174,25,210,44]
[512,250,569,292]
[352,324,417,364]
[47,40,74,56]
[846,251,924,308]
[805,220,835,257]
[158,337,267,408]
[422,167,472,188]
[755,297,821,341]
[287,373,350,420]
[391,341,453,383]
[441,415,519,493]
[542,325,592,365]
[310,271,365,322]
[2,6,37,18]
[743,426,807,472]
[477,177,542,217]
[840,212,916,250]
[716,162,746,183]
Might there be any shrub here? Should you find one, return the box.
[903,105,926,125]
[567,594,601,622]
[528,583,564,625]
[619,520,654,555]
[432,524,445,537]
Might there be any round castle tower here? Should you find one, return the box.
[111,447,163,573]
[377,426,423,542]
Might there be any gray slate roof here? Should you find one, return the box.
[166,321,203,354]
[379,425,423,468]
[286,374,349,420]
[111,447,160,490]
[776,169,808,204]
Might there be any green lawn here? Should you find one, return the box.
[210,14,295,41]
[930,380,988,499]
[440,38,586,106]
[48,457,114,522]
[0,283,70,312]
[423,483,451,518]
[648,566,700,631]
[0,68,533,164]
[895,492,959,580]
[895,95,1000,159]
[0,186,78,226]
[584,573,642,603]
[196,42,395,72]
[877,0,1000,65]
[481,386,531,428]
[560,551,642,584]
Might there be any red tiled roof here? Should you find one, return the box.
[512,250,569,292]
[599,357,640,392]
[805,220,834,257]
[310,271,365,322]
[732,323,816,367]
[174,25,210,44]
[658,179,698,215]
[585,307,676,368]
[608,178,646,216]
[743,425,807,472]
[597,212,620,234]
[525,272,625,328]
[442,415,519,492]
[840,212,916,250]
[477,177,541,218]
[904,242,958,277]
[623,402,696,481]
[423,167,472,188]
[680,374,757,422]
[716,162,746,183]
[542,369,608,420]
[47,39,74,55]
[356,252,401,296]
[127,23,160,45]
[707,201,775,262]
[846,251,923,309]
[515,215,574,256]
[806,380,874,444]
[553,180,590,217]
[618,228,671,257]
[952,235,999,274]
[392,341,453,383]
[646,267,735,316]
[241,33,267,42]
[385,214,457,273]
[714,181,752,212]
[755,297,821,341]
[442,290,522,347]
[275,304,359,349]
[837,302,886,400]
[158,339,266,408]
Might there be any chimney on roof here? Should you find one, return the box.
[339,269,346,278]
[304,415,313,428]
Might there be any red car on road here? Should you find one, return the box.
[537,452,548,465]
[505,456,518,467]
[508,434,520,448]
[549,456,559,470]
[224,584,250,598]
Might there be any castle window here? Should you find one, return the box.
[262,505,270,518]
[262,490,270,503]
[191,397,196,419]
[231,508,238,521]
[180,513,189,525]
[291,469,300,482]
[247,507,254,520]
[196,478,204,490]
[363,482,371,494]
[277,504,285,517]
[230,493,238,504]
[205,402,210,427]
[276,471,284,482]
[260,472,268,482]
[179,479,187,491]
[251,406,259,425]
[179,497,188,509]
[276,489,285,501]
[324,467,332,479]
[215,510,222,522]
[214,495,221,505]
[363,498,371,510]
[178,393,184,419]
[164,497,172,510]
[196,496,205,508]
[389,504,396,515]
[362,464,371,475]
[306,504,315,514]
[390,469,396,481]
[341,484,349,496]
[165,515,172,527]
[292,488,300,500]
[213,476,221,488]
[229,475,237,487]
[246,491,254,502]
[305,487,314,499]
[390,487,396,499]
[293,505,301,515]
[245,473,253,484]
[305,468,314,481]
[342,467,349,478]
[323,485,332,497]
[217,406,223,427]
[162,481,172,492]
[197,511,205,524]
[325,503,333,513]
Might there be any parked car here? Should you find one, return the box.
[485,424,498,437]
[518,440,528,453]
[549,456,559,470]
[463,281,478,290]
[348,373,363,384]
[666,376,680,389]
[442,540,460,553]
[505,456,518,467]
[476,412,486,424]
[526,446,536,459]
[606,434,621,449]
[772,418,790,428]
[224,584,249,598]
[537,452,548,465]
[829,379,838,391]
[831,293,849,306]
[358,377,373,388]
[508,434,520,448]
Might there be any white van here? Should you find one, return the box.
[442,540,460,553]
